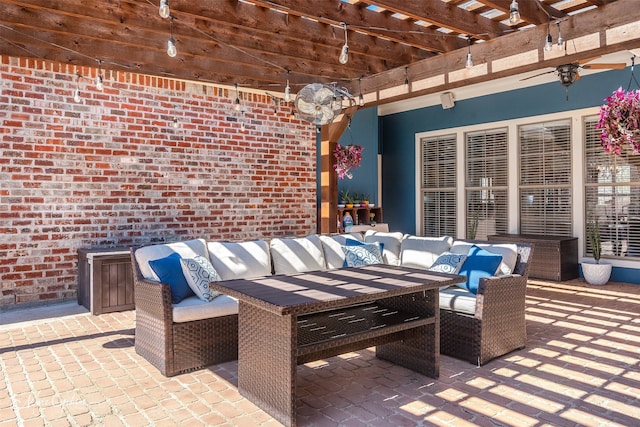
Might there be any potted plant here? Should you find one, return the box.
[597,87,640,155]
[582,218,612,285]
[339,189,349,208]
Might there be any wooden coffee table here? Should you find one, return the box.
[209,264,464,427]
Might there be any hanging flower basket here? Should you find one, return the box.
[596,87,640,155]
[333,144,363,180]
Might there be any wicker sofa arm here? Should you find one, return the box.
[475,273,527,319]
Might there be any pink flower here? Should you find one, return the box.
[333,144,363,180]
[597,87,640,155]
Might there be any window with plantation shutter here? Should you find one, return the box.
[519,119,572,236]
[584,116,640,258]
[420,134,456,237]
[465,128,508,239]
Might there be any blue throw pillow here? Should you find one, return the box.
[457,245,503,295]
[149,253,194,304]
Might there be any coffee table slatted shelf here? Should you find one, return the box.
[296,302,433,363]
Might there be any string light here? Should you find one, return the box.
[358,78,364,107]
[339,23,349,64]
[556,21,563,47]
[167,16,177,58]
[159,0,170,19]
[544,20,553,52]
[73,74,82,103]
[509,0,521,26]
[465,36,473,69]
[404,66,409,87]
[171,104,179,128]
[96,59,104,90]
[234,83,241,111]
[284,72,291,103]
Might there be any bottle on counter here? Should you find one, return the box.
[343,211,354,232]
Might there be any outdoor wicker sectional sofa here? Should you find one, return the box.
[131,231,532,376]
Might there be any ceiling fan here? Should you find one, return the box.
[522,57,627,88]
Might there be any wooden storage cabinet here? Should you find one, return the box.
[488,234,579,281]
[337,206,383,232]
[78,248,134,314]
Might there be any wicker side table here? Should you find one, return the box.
[488,234,578,281]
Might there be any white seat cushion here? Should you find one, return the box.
[400,235,453,269]
[450,241,518,276]
[135,239,209,281]
[319,234,364,269]
[270,235,326,275]
[172,295,238,323]
[207,240,271,280]
[364,231,405,265]
[439,287,476,315]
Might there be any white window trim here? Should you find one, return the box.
[414,106,638,270]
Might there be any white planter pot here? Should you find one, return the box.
[582,261,612,285]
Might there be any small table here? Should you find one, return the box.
[209,264,464,427]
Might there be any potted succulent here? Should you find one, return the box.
[582,218,612,285]
[339,189,349,208]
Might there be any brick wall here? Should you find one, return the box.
[0,56,316,308]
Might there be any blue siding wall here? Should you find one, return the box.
[337,106,379,205]
[380,68,630,234]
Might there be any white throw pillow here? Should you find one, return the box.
[400,235,453,269]
[319,234,364,269]
[450,241,518,276]
[428,252,467,274]
[270,235,326,275]
[207,240,271,280]
[341,243,383,267]
[135,238,209,281]
[180,256,222,302]
[364,231,404,265]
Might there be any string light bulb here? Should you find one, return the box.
[404,66,409,87]
[465,36,473,69]
[159,0,170,19]
[339,23,349,64]
[172,117,179,128]
[556,21,563,47]
[73,74,82,103]
[509,0,521,25]
[358,78,364,107]
[96,75,104,91]
[284,80,291,103]
[96,59,104,90]
[544,21,553,52]
[167,17,177,57]
[234,83,241,111]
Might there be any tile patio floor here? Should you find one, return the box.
[1,279,639,426]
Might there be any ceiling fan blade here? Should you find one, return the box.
[582,62,627,70]
[578,56,601,65]
[520,69,554,81]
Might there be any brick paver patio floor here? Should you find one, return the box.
[1,279,639,426]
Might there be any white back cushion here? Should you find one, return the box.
[270,235,326,275]
[207,240,271,280]
[319,234,364,270]
[135,239,209,281]
[450,241,519,275]
[400,235,453,269]
[364,231,405,265]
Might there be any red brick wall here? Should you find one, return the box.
[0,56,317,307]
